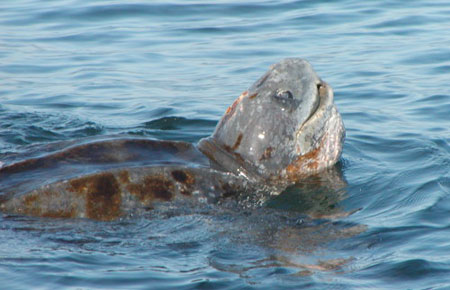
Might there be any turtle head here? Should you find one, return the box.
[198,58,345,183]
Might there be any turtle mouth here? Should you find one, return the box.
[303,82,326,125]
[287,78,344,179]
[297,81,332,133]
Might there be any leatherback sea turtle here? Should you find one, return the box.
[0,58,345,221]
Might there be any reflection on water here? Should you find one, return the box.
[1,156,366,285]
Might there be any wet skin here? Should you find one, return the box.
[199,58,345,183]
[0,58,345,220]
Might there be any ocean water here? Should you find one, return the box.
[0,0,449,289]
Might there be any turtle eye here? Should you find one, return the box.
[276,90,293,99]
[273,89,299,110]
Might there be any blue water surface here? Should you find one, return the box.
[0,0,449,289]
